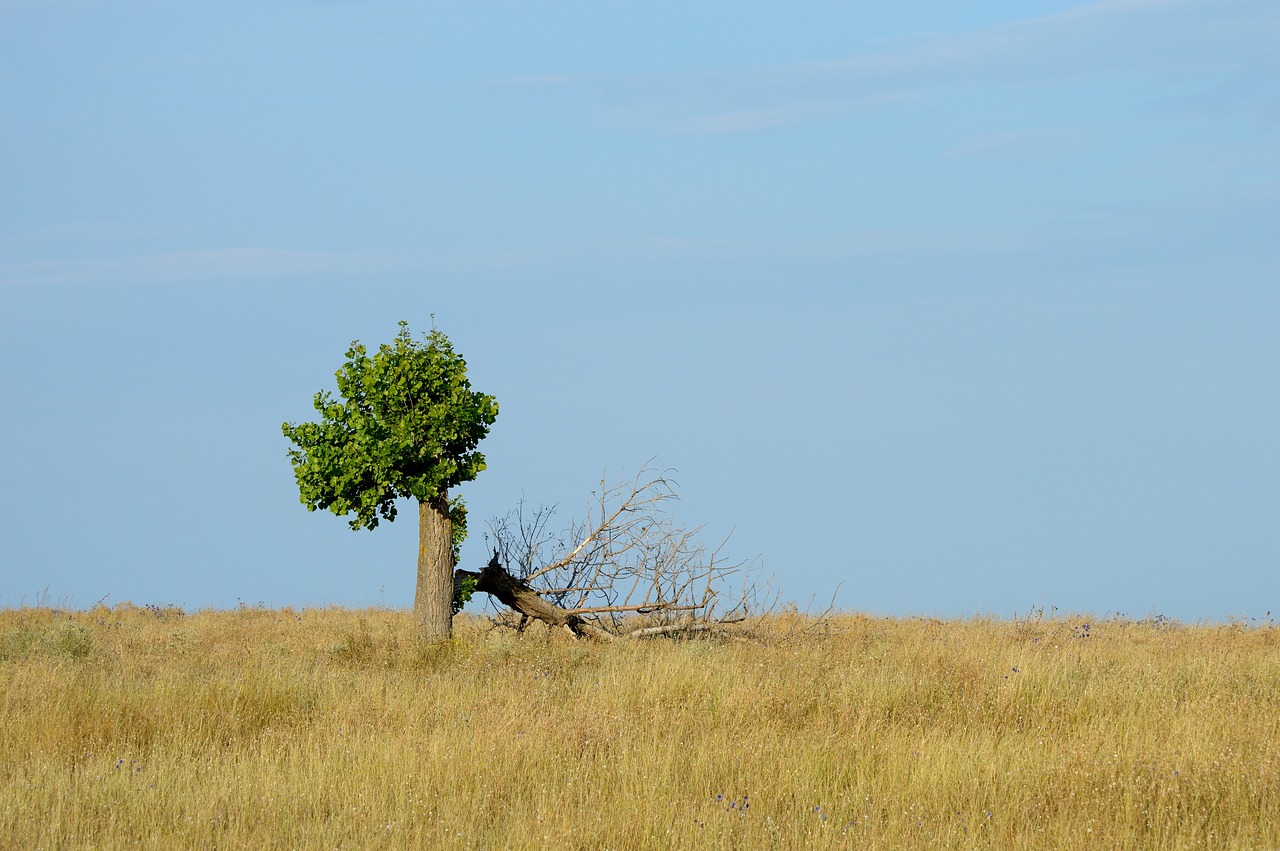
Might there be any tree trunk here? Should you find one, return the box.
[414,493,453,643]
[454,554,615,641]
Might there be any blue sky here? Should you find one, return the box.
[2,0,1277,620]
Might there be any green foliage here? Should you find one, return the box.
[452,576,478,616]
[48,623,93,658]
[0,625,38,661]
[448,496,468,566]
[282,322,498,531]
[0,622,92,661]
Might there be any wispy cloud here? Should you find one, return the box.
[945,128,1101,161]
[8,183,1273,289]
[499,0,1279,136]
[663,102,847,136]
[659,91,916,136]
[0,220,177,246]
[0,247,409,288]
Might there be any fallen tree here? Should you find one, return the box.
[452,553,618,640]
[453,463,771,640]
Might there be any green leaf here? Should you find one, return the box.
[282,321,498,532]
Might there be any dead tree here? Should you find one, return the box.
[453,462,770,640]
[452,552,617,640]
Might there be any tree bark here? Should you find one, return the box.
[454,554,615,641]
[414,493,453,643]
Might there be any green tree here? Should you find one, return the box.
[282,321,498,642]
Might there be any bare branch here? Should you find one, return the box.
[474,460,780,640]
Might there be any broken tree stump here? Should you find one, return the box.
[454,553,614,641]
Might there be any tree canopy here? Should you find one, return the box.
[282,321,499,531]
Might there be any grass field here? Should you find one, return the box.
[2,604,1278,849]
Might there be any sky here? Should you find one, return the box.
[1,0,1277,621]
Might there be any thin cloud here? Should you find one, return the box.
[490,73,592,88]
[946,127,1100,161]
[0,221,186,253]
[421,224,1103,269]
[664,102,844,136]
[0,247,408,288]
[498,0,1278,136]
[8,185,1270,287]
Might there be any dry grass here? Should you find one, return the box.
[2,604,1278,849]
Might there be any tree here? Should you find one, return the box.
[455,462,774,640]
[282,321,498,643]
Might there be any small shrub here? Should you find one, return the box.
[0,623,93,660]
[0,626,40,661]
[47,623,93,659]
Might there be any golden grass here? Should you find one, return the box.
[2,604,1278,849]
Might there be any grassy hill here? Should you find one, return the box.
[2,605,1277,849]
